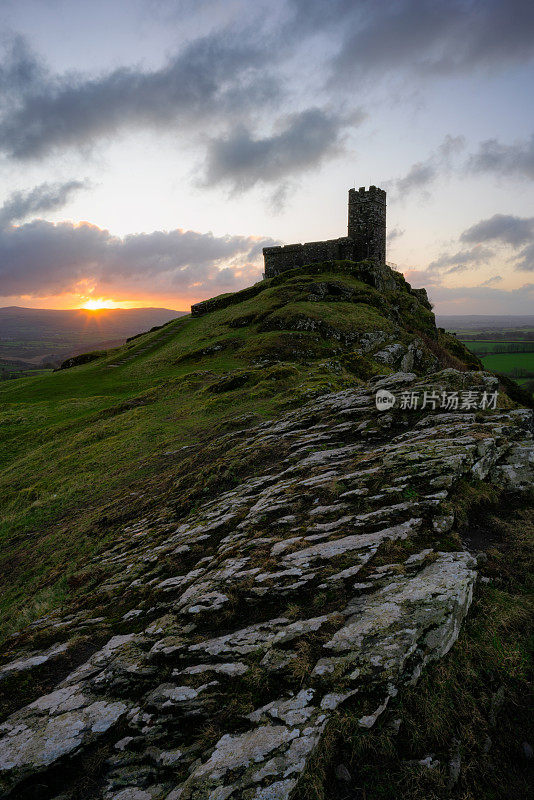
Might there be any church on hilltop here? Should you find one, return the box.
[191,185,405,317]
[263,186,386,279]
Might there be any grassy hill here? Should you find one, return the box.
[0,261,481,637]
[0,262,532,800]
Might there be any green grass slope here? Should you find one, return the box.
[0,262,480,637]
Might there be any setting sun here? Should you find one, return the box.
[82,298,117,310]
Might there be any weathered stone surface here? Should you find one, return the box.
[0,686,129,792]
[325,552,476,676]
[0,370,532,799]
[0,642,69,680]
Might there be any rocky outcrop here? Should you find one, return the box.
[57,351,105,371]
[191,259,402,317]
[0,370,532,799]
[191,283,267,317]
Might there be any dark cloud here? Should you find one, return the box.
[0,34,45,99]
[461,214,534,247]
[439,213,534,272]
[514,243,534,271]
[396,162,437,195]
[418,210,534,278]
[0,29,365,194]
[443,264,469,275]
[0,30,279,160]
[2,3,533,170]
[201,108,363,192]
[428,245,494,270]
[404,242,495,292]
[0,218,278,299]
[392,135,465,195]
[392,133,534,198]
[479,275,503,286]
[316,0,534,82]
[467,135,534,180]
[0,180,88,226]
[268,181,293,214]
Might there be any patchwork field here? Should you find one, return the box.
[442,321,534,395]
[464,341,534,354]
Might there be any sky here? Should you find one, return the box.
[0,0,534,314]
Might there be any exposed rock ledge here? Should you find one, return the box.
[0,370,532,799]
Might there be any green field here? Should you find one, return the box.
[463,340,534,354]
[479,352,534,383]
[458,334,534,392]
[0,361,54,381]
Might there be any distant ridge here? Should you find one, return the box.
[0,306,187,364]
[438,314,534,329]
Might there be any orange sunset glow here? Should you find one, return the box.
[81,297,118,310]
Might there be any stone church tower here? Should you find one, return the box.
[263,186,387,279]
[347,186,386,265]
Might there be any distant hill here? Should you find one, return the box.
[0,306,186,365]
[437,314,534,330]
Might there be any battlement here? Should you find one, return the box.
[351,185,386,202]
[263,186,386,279]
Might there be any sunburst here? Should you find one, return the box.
[81,298,116,310]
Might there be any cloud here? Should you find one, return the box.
[0,30,364,195]
[402,268,443,288]
[428,282,534,315]
[0,217,279,300]
[0,30,279,160]
[391,132,534,199]
[479,275,503,286]
[443,264,469,275]
[403,239,497,295]
[514,243,534,271]
[391,135,465,195]
[387,226,404,243]
[396,162,437,195]
[268,181,293,214]
[458,213,534,271]
[425,212,534,277]
[0,180,88,226]
[428,244,494,270]
[404,260,534,312]
[318,0,534,82]
[0,34,45,99]
[467,135,534,180]
[201,107,364,192]
[460,213,534,247]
